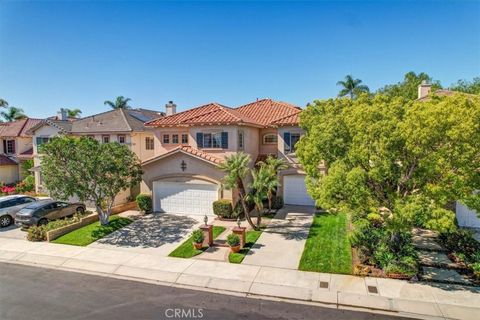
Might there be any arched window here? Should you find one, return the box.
[263,133,278,144]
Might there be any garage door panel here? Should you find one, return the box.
[153,181,218,215]
[284,175,315,206]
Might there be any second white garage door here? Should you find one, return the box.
[283,175,315,206]
[153,181,218,215]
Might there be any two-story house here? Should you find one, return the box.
[28,107,164,204]
[141,99,316,216]
[0,118,42,184]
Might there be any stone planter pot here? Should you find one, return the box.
[230,245,241,253]
[193,242,203,250]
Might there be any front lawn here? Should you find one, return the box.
[229,229,263,264]
[52,216,132,246]
[298,211,352,274]
[169,226,226,258]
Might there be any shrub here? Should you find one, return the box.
[213,199,234,218]
[367,213,383,227]
[232,201,244,218]
[15,176,35,193]
[271,195,284,210]
[136,193,152,213]
[471,263,480,280]
[384,262,417,277]
[191,229,204,244]
[439,229,480,263]
[227,233,240,247]
[27,226,47,241]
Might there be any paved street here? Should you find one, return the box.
[0,262,405,320]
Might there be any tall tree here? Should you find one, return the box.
[257,155,288,212]
[104,96,132,109]
[296,93,480,233]
[1,107,27,122]
[377,71,442,100]
[219,152,258,230]
[65,108,82,118]
[246,166,273,226]
[0,98,8,108]
[336,75,370,99]
[39,136,143,225]
[450,77,480,95]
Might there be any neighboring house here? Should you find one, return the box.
[141,99,318,216]
[0,118,42,184]
[28,108,164,205]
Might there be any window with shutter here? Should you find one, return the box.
[221,132,228,149]
[196,132,204,148]
[284,132,291,152]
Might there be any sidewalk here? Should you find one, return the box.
[0,237,479,320]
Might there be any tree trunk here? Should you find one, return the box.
[237,178,258,230]
[256,205,262,227]
[267,192,272,213]
[95,204,110,226]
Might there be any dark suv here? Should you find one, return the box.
[15,200,86,227]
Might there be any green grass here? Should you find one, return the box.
[169,226,226,258]
[228,229,263,263]
[52,216,132,246]
[298,211,352,274]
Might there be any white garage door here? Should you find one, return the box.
[283,175,315,206]
[153,181,218,215]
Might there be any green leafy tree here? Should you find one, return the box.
[39,136,143,225]
[450,77,480,95]
[246,166,272,226]
[1,107,27,122]
[0,98,8,108]
[257,155,287,212]
[104,96,132,109]
[337,75,370,99]
[296,93,480,233]
[219,152,257,230]
[65,108,82,118]
[377,71,442,100]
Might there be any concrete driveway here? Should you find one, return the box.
[242,205,315,269]
[0,224,27,240]
[88,213,203,256]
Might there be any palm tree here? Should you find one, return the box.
[218,152,257,230]
[337,75,370,99]
[104,96,132,109]
[0,98,8,108]
[1,107,27,122]
[247,166,278,226]
[257,155,287,212]
[65,108,82,118]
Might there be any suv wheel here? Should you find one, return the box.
[0,215,13,228]
[37,218,48,226]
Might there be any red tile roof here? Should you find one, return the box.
[0,154,17,166]
[146,103,262,127]
[271,112,301,126]
[0,118,43,137]
[235,99,302,126]
[142,145,223,166]
[17,147,33,159]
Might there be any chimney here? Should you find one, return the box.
[418,80,432,99]
[57,108,68,121]
[165,101,177,116]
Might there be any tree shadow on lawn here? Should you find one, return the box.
[95,213,198,248]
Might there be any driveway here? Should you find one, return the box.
[0,224,27,240]
[88,213,203,256]
[242,205,315,269]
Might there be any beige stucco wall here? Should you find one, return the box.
[141,152,232,200]
[277,126,304,165]
[259,128,278,155]
[0,165,19,184]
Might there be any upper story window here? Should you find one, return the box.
[181,134,188,144]
[3,140,15,154]
[172,134,179,144]
[263,133,278,144]
[283,132,301,153]
[238,130,244,150]
[146,137,154,150]
[102,135,110,143]
[163,134,170,144]
[196,132,228,149]
[117,135,126,144]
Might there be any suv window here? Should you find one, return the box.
[0,199,17,208]
[18,197,35,205]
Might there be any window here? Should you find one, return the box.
[35,137,50,146]
[263,134,278,144]
[196,132,228,149]
[3,139,15,154]
[238,130,244,150]
[146,137,155,150]
[102,135,110,143]
[163,134,170,144]
[291,133,301,151]
[181,134,188,144]
[284,132,301,153]
[172,134,179,144]
[117,135,126,144]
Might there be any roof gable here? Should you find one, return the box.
[0,118,43,138]
[235,99,301,126]
[142,145,223,166]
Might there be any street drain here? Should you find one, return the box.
[319,281,329,289]
[367,285,378,294]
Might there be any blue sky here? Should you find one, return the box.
[0,1,479,118]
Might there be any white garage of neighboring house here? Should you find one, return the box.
[456,202,480,229]
[282,174,315,206]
